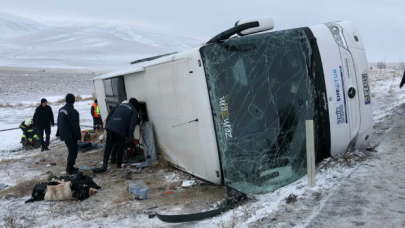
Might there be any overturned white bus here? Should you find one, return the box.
[93,17,373,194]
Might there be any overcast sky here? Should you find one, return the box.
[1,0,404,62]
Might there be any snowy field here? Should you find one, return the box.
[0,67,98,152]
[0,65,405,227]
[0,12,203,71]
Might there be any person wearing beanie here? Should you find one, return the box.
[19,118,41,149]
[91,99,102,131]
[98,97,141,171]
[33,98,55,151]
[57,93,81,174]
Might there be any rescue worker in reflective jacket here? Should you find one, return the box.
[91,99,102,131]
[57,93,81,174]
[20,118,41,149]
[98,98,140,171]
[33,98,55,151]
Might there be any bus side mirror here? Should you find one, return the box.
[236,17,274,36]
[206,17,274,44]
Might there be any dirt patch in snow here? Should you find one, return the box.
[0,141,226,227]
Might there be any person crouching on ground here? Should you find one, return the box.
[57,93,81,174]
[91,99,102,131]
[20,118,41,149]
[33,98,55,151]
[99,98,140,171]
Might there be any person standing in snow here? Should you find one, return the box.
[98,98,140,171]
[91,99,102,131]
[33,98,55,151]
[400,70,405,89]
[57,94,81,174]
[19,118,41,149]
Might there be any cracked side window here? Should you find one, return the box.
[200,28,316,194]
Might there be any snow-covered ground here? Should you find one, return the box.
[0,67,97,153]
[1,12,405,226]
[1,66,405,227]
[0,98,94,153]
[0,12,203,71]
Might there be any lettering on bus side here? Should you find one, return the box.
[219,96,232,139]
[336,104,345,124]
[333,68,347,125]
[333,69,341,102]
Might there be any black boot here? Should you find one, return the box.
[92,158,108,173]
[41,146,45,152]
[117,161,122,169]
[66,163,79,175]
[45,146,50,151]
[101,158,109,171]
[72,164,79,172]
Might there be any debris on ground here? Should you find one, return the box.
[181,180,196,188]
[136,161,148,168]
[129,180,149,200]
[0,183,8,190]
[123,167,132,180]
[78,165,90,170]
[285,193,298,204]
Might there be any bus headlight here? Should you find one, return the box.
[326,22,348,49]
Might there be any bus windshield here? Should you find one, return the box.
[200,28,317,194]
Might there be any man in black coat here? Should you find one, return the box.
[33,98,55,151]
[57,94,81,174]
[99,98,140,170]
[400,70,405,88]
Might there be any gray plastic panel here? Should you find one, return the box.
[141,122,157,162]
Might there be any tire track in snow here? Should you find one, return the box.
[13,45,36,57]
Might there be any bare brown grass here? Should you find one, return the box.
[285,193,298,204]
[57,157,66,167]
[2,214,26,228]
[0,179,45,199]
[0,103,13,108]
[112,188,133,204]
[0,102,39,108]
[317,150,373,170]
[0,158,14,165]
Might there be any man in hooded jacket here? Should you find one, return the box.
[99,98,140,170]
[57,93,81,174]
[33,98,55,151]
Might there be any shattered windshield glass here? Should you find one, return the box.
[200,28,316,194]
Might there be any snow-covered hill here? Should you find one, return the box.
[0,12,49,39]
[0,12,203,70]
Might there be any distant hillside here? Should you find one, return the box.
[0,12,49,39]
[0,12,203,70]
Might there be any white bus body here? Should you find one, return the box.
[93,20,372,194]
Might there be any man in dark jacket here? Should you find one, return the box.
[57,93,81,174]
[33,98,55,151]
[99,98,140,170]
[400,70,405,88]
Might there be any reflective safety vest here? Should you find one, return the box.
[22,128,39,141]
[92,103,100,117]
